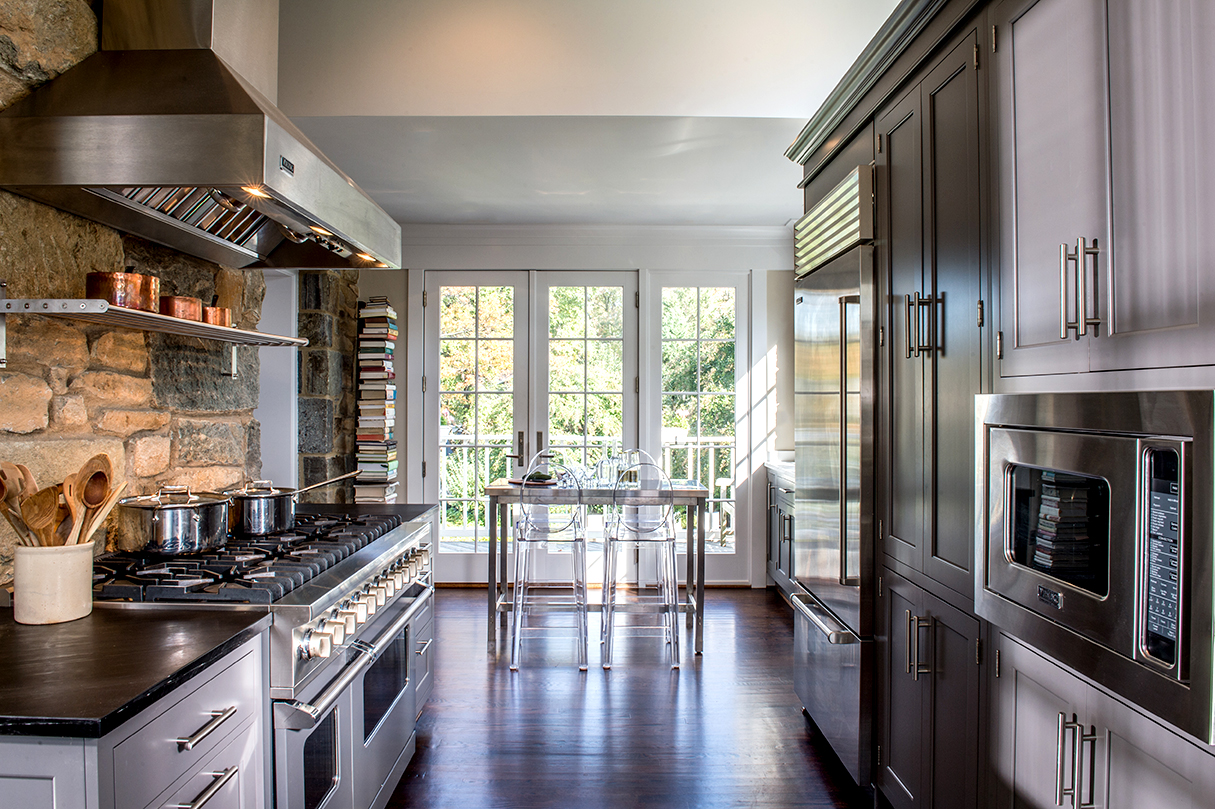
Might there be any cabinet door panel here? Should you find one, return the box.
[878,88,926,571]
[1090,0,1215,371]
[923,34,982,598]
[1090,687,1215,809]
[877,571,926,809]
[925,592,979,809]
[994,0,1107,375]
[989,634,1087,809]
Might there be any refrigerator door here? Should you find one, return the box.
[794,245,875,636]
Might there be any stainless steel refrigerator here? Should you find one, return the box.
[791,243,875,787]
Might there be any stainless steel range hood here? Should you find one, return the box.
[0,0,401,269]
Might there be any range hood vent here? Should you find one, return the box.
[0,0,401,269]
[794,166,874,277]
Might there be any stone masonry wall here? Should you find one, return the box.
[297,270,359,503]
[0,1,267,575]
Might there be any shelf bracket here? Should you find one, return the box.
[0,280,7,369]
[223,344,238,378]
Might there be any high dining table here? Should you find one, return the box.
[484,477,710,654]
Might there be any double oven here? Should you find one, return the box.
[976,391,1215,742]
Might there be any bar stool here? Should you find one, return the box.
[601,460,680,669]
[510,456,589,671]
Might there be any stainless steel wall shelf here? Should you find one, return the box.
[0,281,307,377]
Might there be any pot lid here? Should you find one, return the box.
[222,480,294,498]
[119,485,230,510]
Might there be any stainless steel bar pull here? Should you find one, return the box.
[1054,712,1093,807]
[905,294,919,359]
[917,293,936,355]
[1059,238,1102,340]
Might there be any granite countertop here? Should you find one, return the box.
[766,459,795,489]
[0,603,270,738]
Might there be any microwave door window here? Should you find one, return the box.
[1007,465,1111,597]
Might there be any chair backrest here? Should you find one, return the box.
[610,461,674,539]
[518,454,582,538]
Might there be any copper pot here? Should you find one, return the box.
[201,306,231,327]
[86,272,160,312]
[159,295,203,321]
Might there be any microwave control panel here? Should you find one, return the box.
[1143,447,1181,668]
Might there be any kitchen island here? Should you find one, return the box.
[0,604,271,808]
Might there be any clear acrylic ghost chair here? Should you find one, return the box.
[601,460,679,669]
[510,453,589,671]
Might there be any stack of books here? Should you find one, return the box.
[355,296,399,503]
[1031,470,1092,576]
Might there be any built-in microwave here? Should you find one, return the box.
[975,391,1215,743]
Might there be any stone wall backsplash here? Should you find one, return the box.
[0,1,268,577]
[297,270,359,504]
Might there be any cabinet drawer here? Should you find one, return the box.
[414,616,435,716]
[113,643,262,809]
[150,717,264,809]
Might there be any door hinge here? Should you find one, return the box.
[422,290,427,307]
[977,300,985,328]
[879,518,883,539]
[996,330,1004,360]
[879,326,885,347]
[877,745,882,768]
[878,576,883,598]
[422,460,427,478]
[995,648,1001,678]
[991,24,998,52]
[973,43,980,69]
[877,133,883,154]
[422,375,427,393]
[635,291,640,309]
[976,637,982,665]
[635,376,639,394]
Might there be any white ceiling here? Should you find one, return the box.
[276,0,901,228]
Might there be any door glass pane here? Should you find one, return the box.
[363,625,409,741]
[661,287,737,551]
[438,286,515,553]
[546,287,625,472]
[302,708,339,809]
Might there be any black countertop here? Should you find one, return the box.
[0,603,270,738]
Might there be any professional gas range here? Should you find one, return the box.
[93,505,436,809]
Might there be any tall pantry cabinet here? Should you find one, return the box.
[873,27,986,809]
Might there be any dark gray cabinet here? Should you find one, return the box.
[989,632,1215,809]
[877,30,983,601]
[767,478,795,598]
[993,0,1215,377]
[876,568,980,809]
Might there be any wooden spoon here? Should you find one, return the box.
[75,454,112,539]
[15,463,36,500]
[77,480,128,546]
[21,484,63,546]
[0,476,35,546]
[62,472,86,545]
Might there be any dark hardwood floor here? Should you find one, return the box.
[386,587,869,809]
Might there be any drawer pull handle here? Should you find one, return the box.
[176,706,238,752]
[169,766,238,809]
[416,637,434,656]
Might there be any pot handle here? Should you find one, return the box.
[155,484,192,503]
[293,470,361,496]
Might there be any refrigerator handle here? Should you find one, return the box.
[792,592,859,644]
[839,295,861,587]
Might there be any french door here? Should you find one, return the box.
[423,271,638,583]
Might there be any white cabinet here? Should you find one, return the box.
[993,0,1215,378]
[0,632,268,809]
[990,632,1215,809]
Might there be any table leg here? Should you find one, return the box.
[488,495,498,645]
[685,506,695,629]
[499,502,510,627]
[696,498,705,654]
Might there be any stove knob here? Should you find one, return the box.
[380,577,396,598]
[323,619,346,646]
[336,607,359,632]
[300,629,332,660]
[369,585,388,607]
[346,599,370,623]
[358,591,378,616]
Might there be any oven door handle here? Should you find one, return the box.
[274,589,433,730]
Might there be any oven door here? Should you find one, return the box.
[351,590,430,809]
[273,668,355,809]
[984,426,1184,662]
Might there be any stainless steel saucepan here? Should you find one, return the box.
[222,470,361,536]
